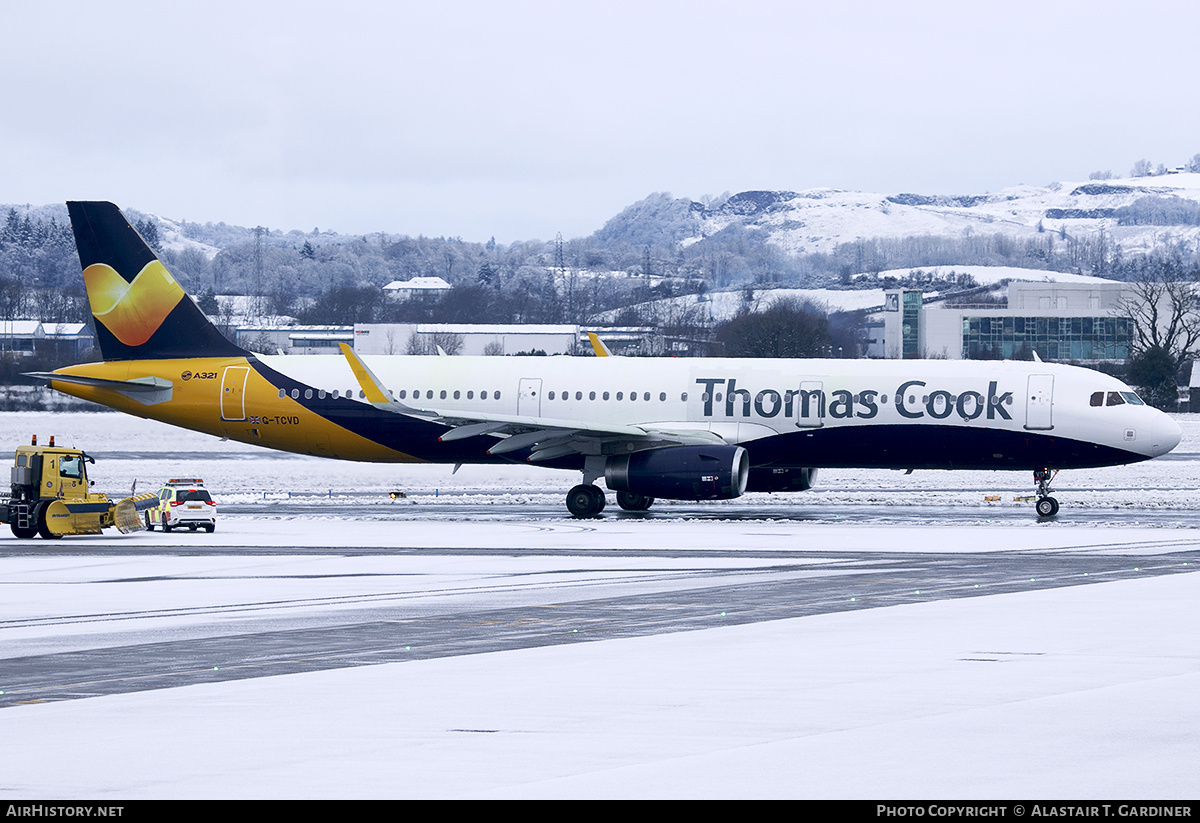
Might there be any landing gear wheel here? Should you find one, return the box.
[566,484,606,518]
[1033,467,1060,518]
[10,521,37,539]
[1036,496,1059,518]
[36,504,63,540]
[616,491,655,511]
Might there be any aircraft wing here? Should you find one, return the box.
[337,343,724,460]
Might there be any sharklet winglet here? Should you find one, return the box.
[587,332,613,357]
[338,342,396,404]
[339,343,431,418]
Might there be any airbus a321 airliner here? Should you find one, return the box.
[30,201,1182,523]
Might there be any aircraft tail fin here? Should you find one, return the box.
[67,201,244,361]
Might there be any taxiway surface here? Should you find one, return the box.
[4,513,1199,709]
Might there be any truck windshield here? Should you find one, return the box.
[59,455,83,479]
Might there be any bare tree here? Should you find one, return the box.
[1117,258,1200,408]
[715,298,832,358]
[1117,258,1200,369]
[430,331,464,356]
[405,331,464,355]
[1130,158,1154,177]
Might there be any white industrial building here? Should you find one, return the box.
[232,322,656,357]
[0,321,95,358]
[235,325,353,355]
[353,324,580,356]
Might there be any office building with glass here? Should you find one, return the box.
[871,281,1134,362]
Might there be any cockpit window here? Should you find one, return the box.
[1094,390,1146,407]
[1093,390,1147,408]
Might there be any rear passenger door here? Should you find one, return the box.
[221,366,249,421]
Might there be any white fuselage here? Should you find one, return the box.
[251,354,1181,467]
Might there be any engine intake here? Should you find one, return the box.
[605,445,749,501]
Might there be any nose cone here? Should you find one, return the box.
[1151,413,1183,456]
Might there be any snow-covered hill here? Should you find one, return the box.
[684,173,1200,257]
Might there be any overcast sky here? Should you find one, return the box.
[3,0,1198,243]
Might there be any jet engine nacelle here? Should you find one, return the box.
[747,466,818,493]
[605,445,749,501]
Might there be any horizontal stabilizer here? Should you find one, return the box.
[27,372,171,392]
[29,372,173,406]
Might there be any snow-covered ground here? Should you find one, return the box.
[2,566,1197,799]
[1,411,1199,798]
[4,410,1198,515]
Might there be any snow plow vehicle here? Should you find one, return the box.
[1,436,158,539]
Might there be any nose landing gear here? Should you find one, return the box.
[1034,467,1059,517]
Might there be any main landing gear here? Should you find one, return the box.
[615,491,654,511]
[1034,467,1059,518]
[564,486,656,517]
[566,484,606,517]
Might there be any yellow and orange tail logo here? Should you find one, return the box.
[83,261,186,347]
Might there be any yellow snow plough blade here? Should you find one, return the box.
[113,493,159,534]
